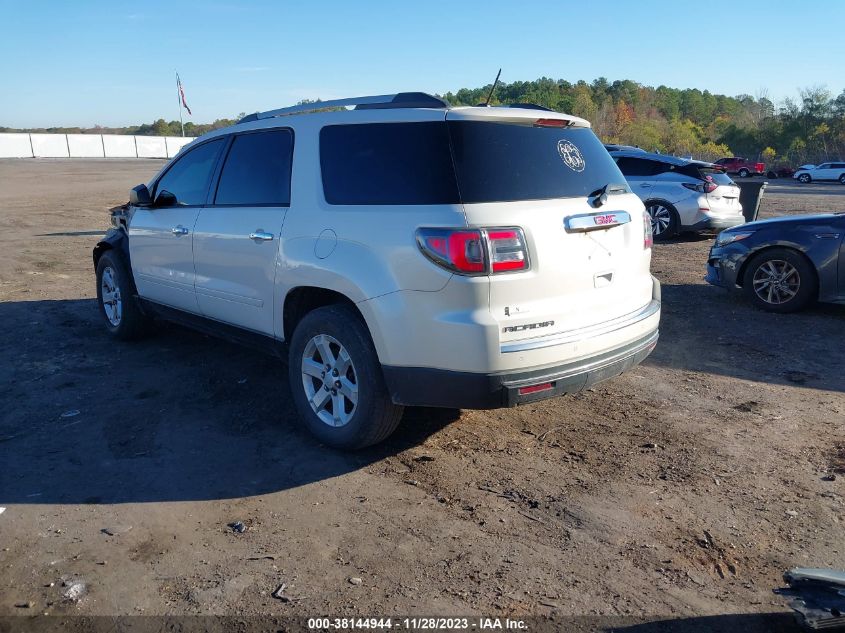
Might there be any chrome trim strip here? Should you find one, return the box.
[565,211,631,233]
[503,329,659,388]
[500,299,660,354]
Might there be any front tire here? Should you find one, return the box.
[743,248,816,313]
[95,250,150,340]
[645,200,679,241]
[288,304,404,450]
[798,173,811,184]
[738,168,750,178]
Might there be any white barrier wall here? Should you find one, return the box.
[135,136,168,158]
[30,133,70,158]
[67,134,105,158]
[166,136,193,157]
[0,133,33,158]
[102,135,137,158]
[0,133,195,159]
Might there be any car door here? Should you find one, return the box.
[815,163,833,180]
[128,138,226,313]
[192,128,294,336]
[615,157,662,198]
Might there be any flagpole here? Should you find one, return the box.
[176,71,184,137]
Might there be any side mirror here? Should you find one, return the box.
[129,184,152,207]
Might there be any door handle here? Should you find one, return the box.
[171,225,189,236]
[249,231,274,241]
[640,183,652,188]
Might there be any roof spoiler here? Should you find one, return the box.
[238,92,450,123]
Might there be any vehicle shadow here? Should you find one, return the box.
[0,298,458,505]
[645,281,845,393]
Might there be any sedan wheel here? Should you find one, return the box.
[743,248,816,313]
[751,260,800,305]
[300,333,358,428]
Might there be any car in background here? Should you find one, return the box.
[714,157,766,178]
[793,162,845,184]
[611,150,745,240]
[604,144,645,153]
[706,213,845,312]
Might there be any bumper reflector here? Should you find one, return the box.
[518,382,554,396]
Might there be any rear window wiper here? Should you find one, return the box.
[589,183,629,208]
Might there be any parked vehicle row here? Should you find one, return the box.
[95,92,661,449]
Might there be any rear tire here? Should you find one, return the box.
[738,168,750,178]
[839,174,845,184]
[742,248,816,313]
[288,304,404,450]
[798,173,811,184]
[95,250,150,340]
[645,200,679,241]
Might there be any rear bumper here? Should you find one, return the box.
[383,328,659,409]
[688,215,746,232]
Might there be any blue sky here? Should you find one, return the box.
[2,0,844,127]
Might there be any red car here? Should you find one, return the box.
[714,157,765,178]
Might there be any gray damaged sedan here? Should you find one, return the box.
[706,213,845,312]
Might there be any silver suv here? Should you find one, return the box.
[611,150,745,240]
[94,92,661,449]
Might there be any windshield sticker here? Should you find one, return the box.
[557,140,585,172]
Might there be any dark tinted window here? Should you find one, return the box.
[616,157,666,177]
[448,122,628,203]
[320,122,459,205]
[155,139,225,206]
[215,130,293,205]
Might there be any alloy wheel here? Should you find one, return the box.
[100,266,123,326]
[301,334,359,427]
[752,259,801,305]
[647,204,672,236]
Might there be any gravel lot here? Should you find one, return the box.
[0,160,843,631]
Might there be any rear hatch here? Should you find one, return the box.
[445,109,655,345]
[699,166,741,213]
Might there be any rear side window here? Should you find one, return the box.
[698,167,735,186]
[155,138,225,206]
[215,129,293,205]
[615,157,666,177]
[448,122,628,203]
[320,122,459,205]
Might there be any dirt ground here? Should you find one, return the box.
[1,160,843,631]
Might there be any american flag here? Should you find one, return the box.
[176,73,192,116]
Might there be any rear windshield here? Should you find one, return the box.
[319,120,627,205]
[448,121,627,203]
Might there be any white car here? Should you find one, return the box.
[793,162,845,184]
[611,150,745,240]
[94,92,661,449]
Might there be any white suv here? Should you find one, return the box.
[94,92,661,449]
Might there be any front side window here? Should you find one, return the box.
[215,129,294,206]
[154,138,225,206]
[320,122,460,205]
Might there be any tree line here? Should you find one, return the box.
[4,78,844,165]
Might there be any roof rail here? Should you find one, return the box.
[238,92,450,123]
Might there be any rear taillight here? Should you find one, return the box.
[643,211,653,249]
[416,227,529,275]
[683,182,718,193]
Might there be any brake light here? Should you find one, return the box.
[683,182,718,193]
[643,211,653,249]
[416,227,529,275]
[534,118,569,128]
